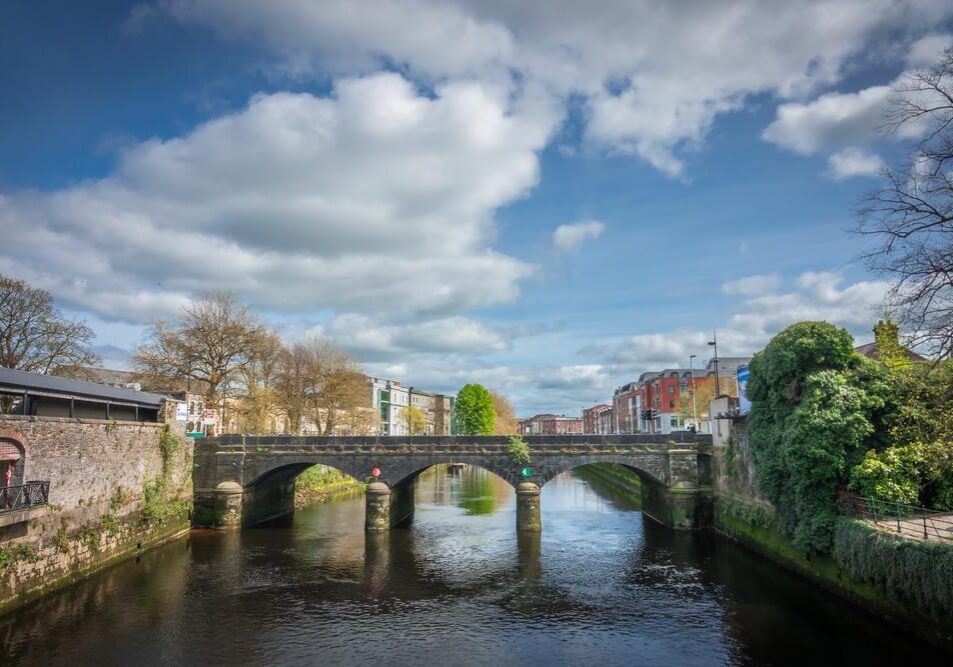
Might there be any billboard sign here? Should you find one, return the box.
[737,365,752,415]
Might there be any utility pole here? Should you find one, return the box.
[708,330,721,397]
[688,354,698,430]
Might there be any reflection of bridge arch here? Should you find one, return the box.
[194,435,712,532]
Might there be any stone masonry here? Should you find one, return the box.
[0,415,193,613]
[193,433,712,531]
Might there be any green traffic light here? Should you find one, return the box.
[520,467,532,478]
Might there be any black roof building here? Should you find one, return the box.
[0,367,168,422]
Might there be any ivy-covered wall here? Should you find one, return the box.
[714,420,953,648]
[0,415,193,613]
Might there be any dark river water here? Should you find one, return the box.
[1,465,949,666]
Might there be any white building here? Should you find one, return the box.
[369,377,409,436]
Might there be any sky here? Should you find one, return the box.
[1,1,952,416]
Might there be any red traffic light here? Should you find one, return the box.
[371,467,381,478]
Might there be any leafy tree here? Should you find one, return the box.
[849,359,953,509]
[490,390,518,434]
[0,274,98,373]
[453,383,495,435]
[133,291,271,403]
[747,322,889,553]
[401,406,428,435]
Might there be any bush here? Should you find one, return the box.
[851,445,922,505]
[507,436,531,466]
[833,517,953,619]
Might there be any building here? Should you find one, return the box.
[408,387,455,435]
[518,413,583,435]
[582,404,612,434]
[368,377,409,436]
[612,382,641,434]
[610,356,753,435]
[0,366,166,422]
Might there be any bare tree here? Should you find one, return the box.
[490,389,518,435]
[859,49,953,358]
[0,274,99,373]
[232,331,284,434]
[401,405,428,435]
[133,292,271,403]
[277,337,369,436]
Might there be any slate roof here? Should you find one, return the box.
[0,367,167,408]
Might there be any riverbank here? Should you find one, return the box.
[294,466,364,509]
[714,493,953,649]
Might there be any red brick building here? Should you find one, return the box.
[582,404,611,433]
[518,413,583,435]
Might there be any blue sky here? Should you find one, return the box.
[2,1,952,414]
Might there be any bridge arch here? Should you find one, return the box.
[192,434,712,531]
[536,456,665,488]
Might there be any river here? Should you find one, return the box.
[2,465,949,665]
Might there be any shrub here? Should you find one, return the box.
[507,436,531,466]
[850,446,922,505]
[833,517,953,619]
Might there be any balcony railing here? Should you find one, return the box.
[844,494,953,542]
[0,481,51,513]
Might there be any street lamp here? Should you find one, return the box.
[707,330,721,397]
[688,354,698,431]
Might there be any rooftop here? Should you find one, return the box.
[0,367,168,408]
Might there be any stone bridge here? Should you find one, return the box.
[193,434,713,532]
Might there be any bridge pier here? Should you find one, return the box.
[516,482,542,532]
[212,481,244,529]
[365,482,391,531]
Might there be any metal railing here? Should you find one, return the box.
[0,481,51,513]
[844,494,953,542]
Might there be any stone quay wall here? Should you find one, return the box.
[0,415,193,613]
[712,419,953,649]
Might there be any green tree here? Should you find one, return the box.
[849,359,953,509]
[453,384,495,435]
[747,322,889,553]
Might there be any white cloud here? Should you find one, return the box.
[609,271,890,373]
[147,0,953,176]
[906,33,953,67]
[722,274,781,296]
[762,35,952,163]
[553,220,605,252]
[762,85,893,155]
[826,147,886,179]
[324,314,508,359]
[0,72,556,323]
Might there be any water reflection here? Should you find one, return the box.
[1,467,950,665]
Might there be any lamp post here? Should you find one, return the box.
[707,330,721,397]
[688,354,698,431]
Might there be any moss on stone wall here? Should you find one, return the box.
[714,493,953,648]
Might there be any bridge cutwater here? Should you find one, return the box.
[193,434,712,532]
